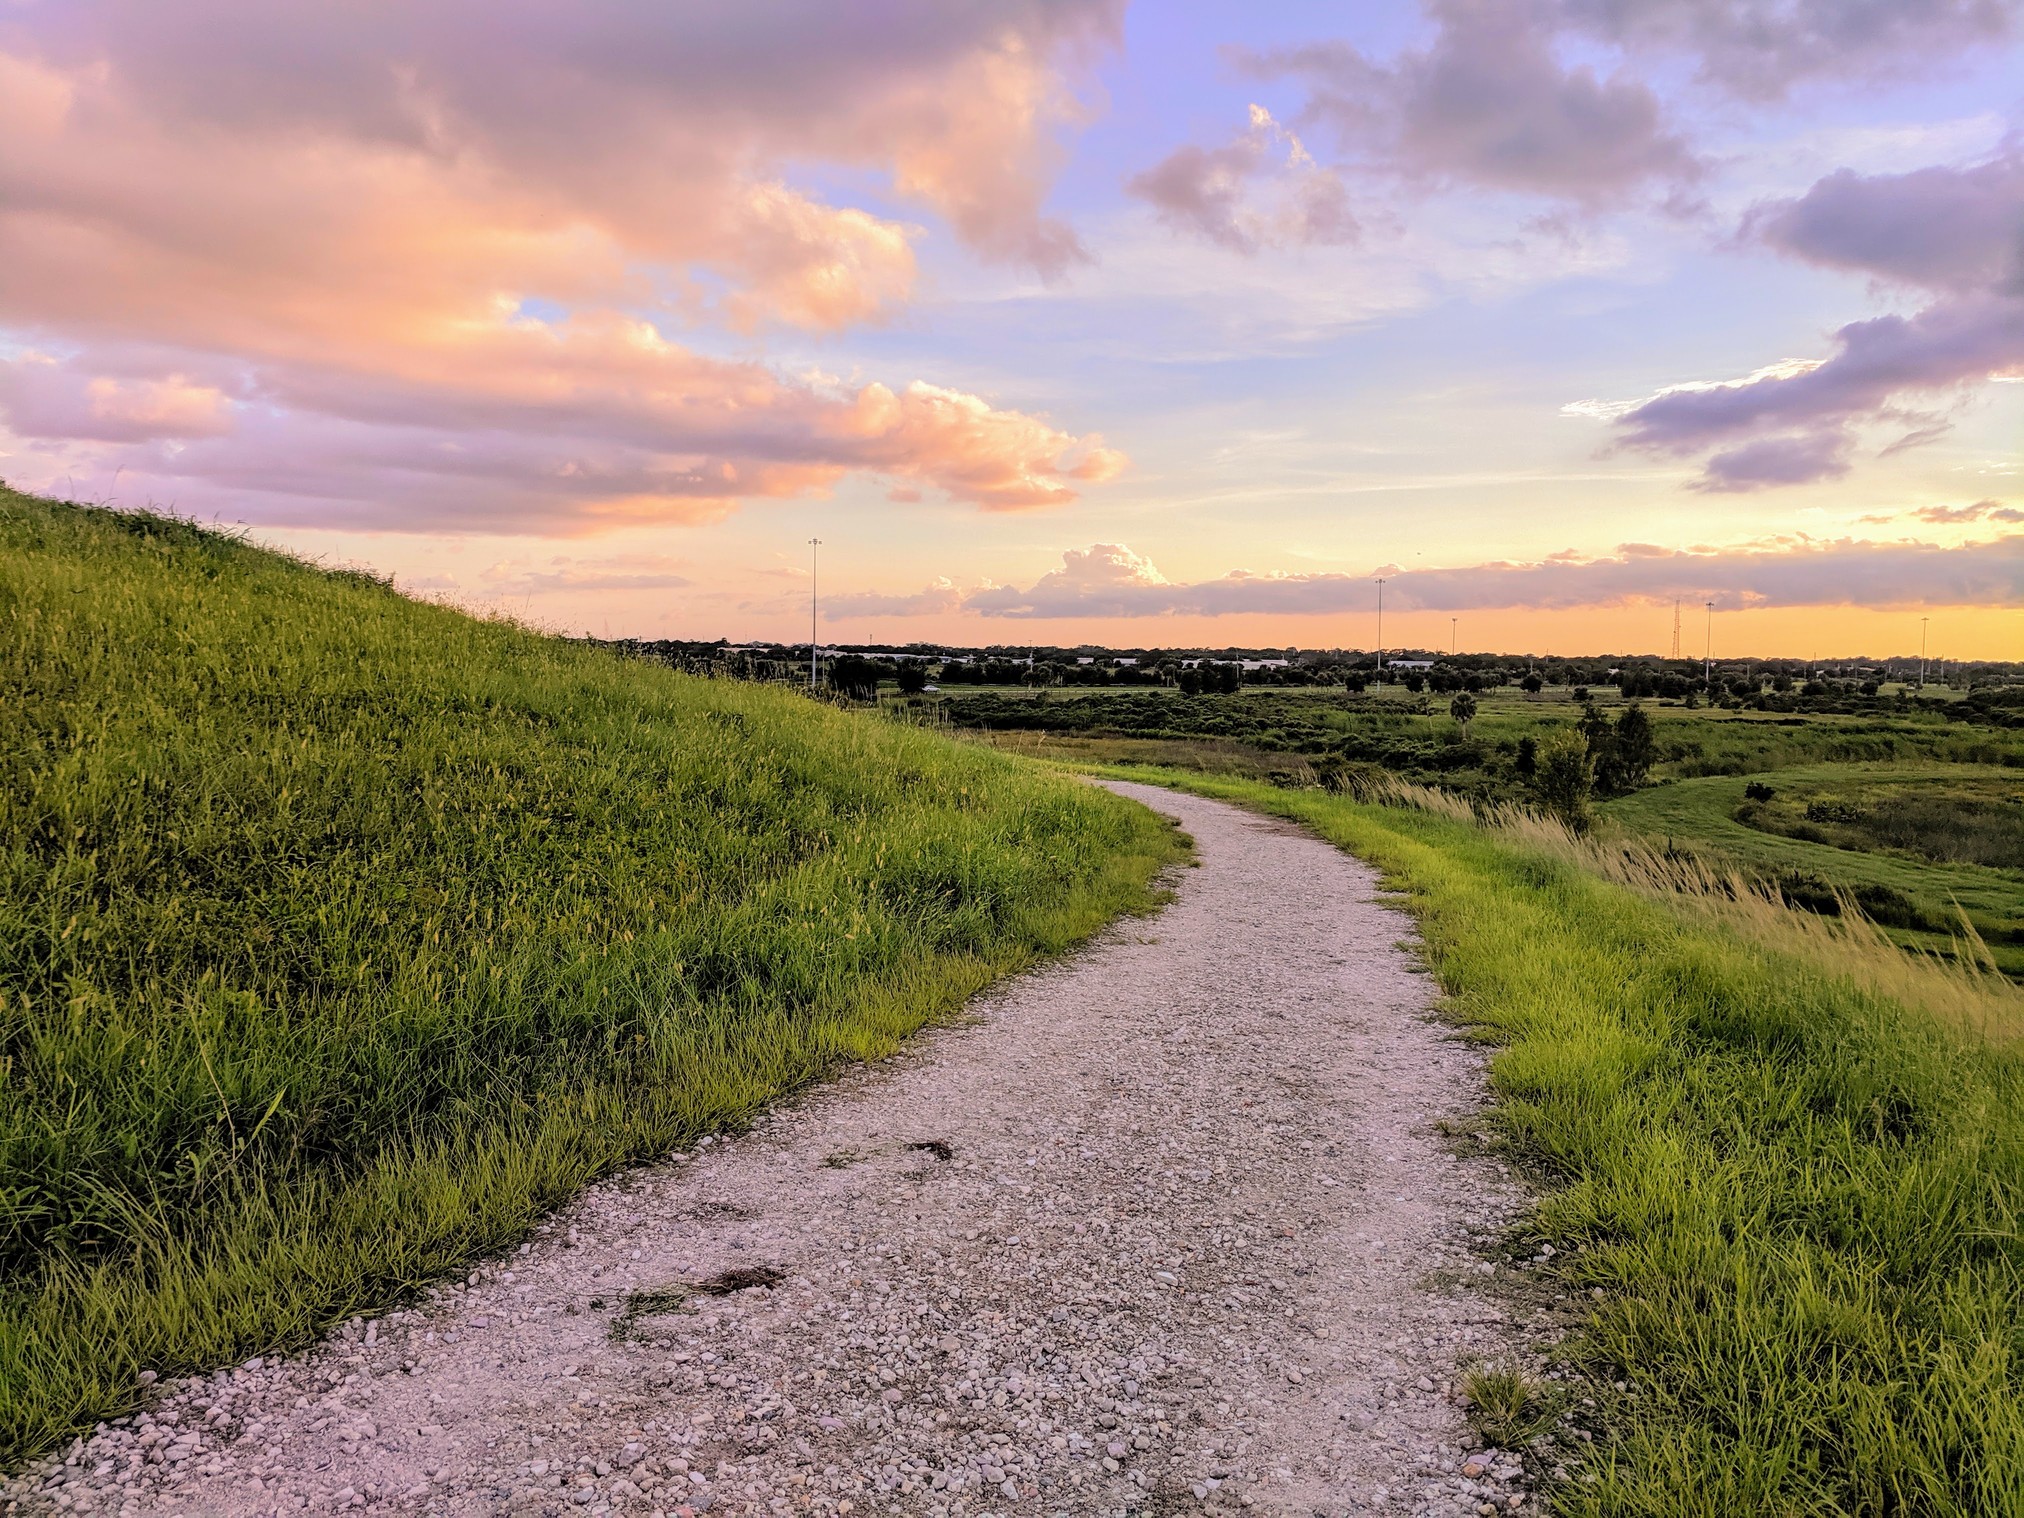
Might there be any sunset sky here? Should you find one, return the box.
[1,1,2019,658]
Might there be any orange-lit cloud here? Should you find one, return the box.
[0,3,1124,531]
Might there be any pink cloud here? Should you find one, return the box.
[1914,499,2024,523]
[0,360,232,443]
[472,555,694,597]
[1127,105,1357,253]
[1,334,1126,531]
[831,535,2023,619]
[0,3,1125,532]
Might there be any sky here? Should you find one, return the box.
[1,0,2020,660]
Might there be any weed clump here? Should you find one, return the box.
[1462,1365,1557,1450]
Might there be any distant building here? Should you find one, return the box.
[1386,659,1434,672]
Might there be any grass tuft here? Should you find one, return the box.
[1463,1364,1558,1450]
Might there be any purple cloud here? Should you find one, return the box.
[1744,150,2024,295]
[1127,106,1357,253]
[1621,299,2023,447]
[1611,150,2024,488]
[830,535,2024,619]
[1690,430,1854,492]
[1561,0,2017,102]
[1210,0,2013,226]
[1234,0,1702,205]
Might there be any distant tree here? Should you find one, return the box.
[1533,733,1593,832]
[1520,672,1543,696]
[1403,672,1425,694]
[1342,669,1368,694]
[1179,666,1203,695]
[1514,734,1538,778]
[896,663,928,694]
[1578,699,1613,757]
[1579,699,1620,791]
[1572,686,1590,703]
[1613,702,1655,788]
[825,654,883,700]
[1449,690,1478,736]
[1215,661,1241,694]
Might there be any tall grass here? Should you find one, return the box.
[0,493,1180,1463]
[1100,763,2024,1515]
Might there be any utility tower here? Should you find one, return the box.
[808,537,822,689]
[1703,600,1714,688]
[1670,599,1681,661]
[1374,577,1387,685]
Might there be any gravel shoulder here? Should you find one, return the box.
[16,782,1535,1518]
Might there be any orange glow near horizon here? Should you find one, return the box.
[824,604,2023,661]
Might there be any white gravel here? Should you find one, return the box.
[10,782,1537,1518]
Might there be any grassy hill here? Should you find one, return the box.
[0,491,1179,1462]
[1605,764,2024,978]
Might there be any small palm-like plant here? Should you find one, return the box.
[1450,690,1479,736]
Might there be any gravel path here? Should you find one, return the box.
[15,782,1535,1518]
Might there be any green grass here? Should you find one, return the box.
[0,492,1181,1464]
[1605,764,2024,978]
[1096,763,2024,1515]
[1464,1363,1561,1451]
[1741,774,2024,871]
[938,685,2021,808]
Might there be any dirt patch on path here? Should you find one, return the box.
[17,783,1533,1518]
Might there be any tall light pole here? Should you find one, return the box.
[808,537,822,689]
[1920,617,1929,687]
[1703,600,1714,689]
[1450,617,1457,656]
[1374,577,1387,686]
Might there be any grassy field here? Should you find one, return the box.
[0,492,1181,1463]
[937,685,2021,802]
[1605,764,2024,978]
[1096,763,2024,1516]
[944,685,2024,986]
[961,728,1326,785]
